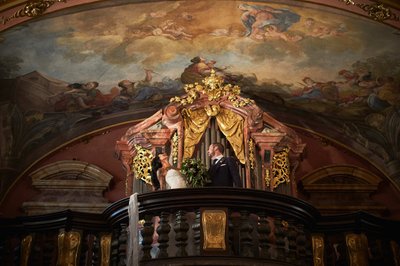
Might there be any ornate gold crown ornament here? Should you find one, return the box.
[170,69,254,108]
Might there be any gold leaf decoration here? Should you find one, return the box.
[132,144,153,184]
[2,0,67,25]
[170,69,254,107]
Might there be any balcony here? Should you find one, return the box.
[1,188,400,265]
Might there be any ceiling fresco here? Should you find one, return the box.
[0,0,399,192]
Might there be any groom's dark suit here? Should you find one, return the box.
[208,156,242,187]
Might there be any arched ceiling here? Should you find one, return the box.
[0,0,399,205]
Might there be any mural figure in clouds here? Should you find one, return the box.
[238,3,300,39]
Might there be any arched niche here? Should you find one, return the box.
[22,160,112,215]
[299,165,386,215]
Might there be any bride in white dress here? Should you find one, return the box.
[157,153,187,189]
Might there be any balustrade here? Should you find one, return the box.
[1,188,400,265]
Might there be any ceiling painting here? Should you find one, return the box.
[0,0,399,184]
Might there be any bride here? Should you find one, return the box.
[151,153,187,190]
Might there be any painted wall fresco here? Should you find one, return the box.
[0,0,399,173]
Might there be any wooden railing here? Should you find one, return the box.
[1,188,400,265]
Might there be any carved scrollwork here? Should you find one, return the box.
[170,69,254,108]
[248,138,255,170]
[312,235,325,266]
[171,131,179,165]
[132,144,153,184]
[2,0,67,25]
[271,147,290,190]
[357,3,392,21]
[338,0,399,22]
[202,209,227,250]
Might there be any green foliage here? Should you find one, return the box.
[180,158,210,188]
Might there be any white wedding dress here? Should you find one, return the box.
[165,169,187,189]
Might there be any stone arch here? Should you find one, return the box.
[299,165,386,215]
[23,160,112,215]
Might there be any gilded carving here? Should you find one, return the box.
[345,233,369,266]
[170,69,254,108]
[20,235,33,266]
[312,235,325,266]
[338,0,399,22]
[204,104,220,117]
[339,0,355,5]
[202,210,226,250]
[100,234,112,266]
[171,131,179,165]
[358,3,392,21]
[132,144,153,184]
[265,167,270,187]
[248,138,255,170]
[57,230,81,266]
[271,147,290,190]
[2,0,66,25]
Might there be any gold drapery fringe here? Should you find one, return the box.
[216,109,245,164]
[183,108,211,159]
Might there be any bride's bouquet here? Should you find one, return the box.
[180,158,210,188]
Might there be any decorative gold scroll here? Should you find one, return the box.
[57,231,81,266]
[248,138,255,169]
[20,235,33,266]
[215,108,245,164]
[345,233,369,266]
[182,108,210,159]
[312,235,325,266]
[265,167,270,187]
[171,131,179,165]
[170,69,254,108]
[132,144,153,184]
[1,0,67,25]
[202,209,227,251]
[271,147,290,190]
[338,0,400,21]
[100,234,112,266]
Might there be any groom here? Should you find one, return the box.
[207,143,242,187]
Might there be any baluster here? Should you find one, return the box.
[239,210,254,257]
[141,215,154,261]
[174,210,189,257]
[257,211,271,259]
[118,224,128,266]
[110,228,119,266]
[296,224,307,266]
[192,210,201,256]
[274,216,286,261]
[287,220,298,263]
[92,234,100,266]
[157,212,171,258]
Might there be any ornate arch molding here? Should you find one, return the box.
[1,0,400,32]
[300,165,386,215]
[22,160,112,215]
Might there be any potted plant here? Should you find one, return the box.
[180,158,210,188]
